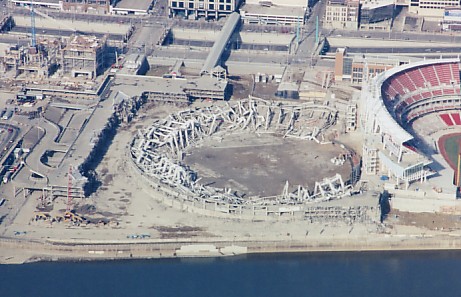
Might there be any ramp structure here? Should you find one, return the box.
[200,12,241,76]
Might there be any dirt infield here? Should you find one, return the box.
[184,132,352,197]
[438,132,461,170]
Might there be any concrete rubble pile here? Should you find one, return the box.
[131,98,353,211]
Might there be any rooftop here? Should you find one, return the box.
[65,35,105,51]
[114,0,153,11]
[112,74,228,97]
[328,0,360,6]
[11,0,61,4]
[244,0,307,7]
[361,0,395,9]
[350,54,421,66]
[241,3,306,17]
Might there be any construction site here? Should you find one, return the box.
[5,0,461,264]
[0,1,384,260]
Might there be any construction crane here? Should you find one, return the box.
[32,8,80,33]
[27,3,80,45]
[30,1,36,47]
[67,165,74,211]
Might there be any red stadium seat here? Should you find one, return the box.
[440,114,454,126]
[452,113,461,125]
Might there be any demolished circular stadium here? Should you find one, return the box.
[129,98,362,219]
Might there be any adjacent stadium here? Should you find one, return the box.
[362,58,461,204]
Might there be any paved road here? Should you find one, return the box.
[21,117,63,183]
[0,35,27,45]
[325,28,461,43]
[11,26,126,40]
[331,46,461,54]
[152,46,292,65]
[170,38,289,52]
[0,123,18,163]
[11,7,153,24]
[295,0,328,58]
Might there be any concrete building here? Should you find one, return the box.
[324,0,360,30]
[117,53,149,75]
[333,48,420,84]
[0,41,60,78]
[9,0,63,10]
[244,0,316,8]
[61,0,112,14]
[240,2,306,26]
[442,7,461,30]
[111,0,154,15]
[168,0,242,19]
[10,0,112,12]
[408,0,461,17]
[360,0,394,29]
[61,35,107,79]
[10,0,115,14]
[113,74,229,104]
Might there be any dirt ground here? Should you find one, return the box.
[184,132,352,197]
[145,65,171,77]
[253,82,279,99]
[388,209,461,231]
[229,76,252,99]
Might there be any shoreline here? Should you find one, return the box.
[3,234,461,264]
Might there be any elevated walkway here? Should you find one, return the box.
[200,12,240,76]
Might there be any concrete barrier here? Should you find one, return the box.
[176,244,220,257]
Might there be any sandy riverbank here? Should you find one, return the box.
[3,231,461,264]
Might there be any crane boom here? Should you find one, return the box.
[28,5,79,34]
[30,1,36,46]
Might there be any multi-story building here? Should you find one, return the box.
[168,0,242,19]
[62,0,113,14]
[333,47,418,84]
[408,0,461,17]
[324,0,360,30]
[442,7,461,31]
[9,0,63,10]
[240,0,307,26]
[0,42,60,78]
[111,0,154,15]
[359,0,395,30]
[61,35,107,79]
[9,0,116,14]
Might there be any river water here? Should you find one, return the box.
[1,251,461,297]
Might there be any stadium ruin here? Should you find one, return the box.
[130,98,361,218]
